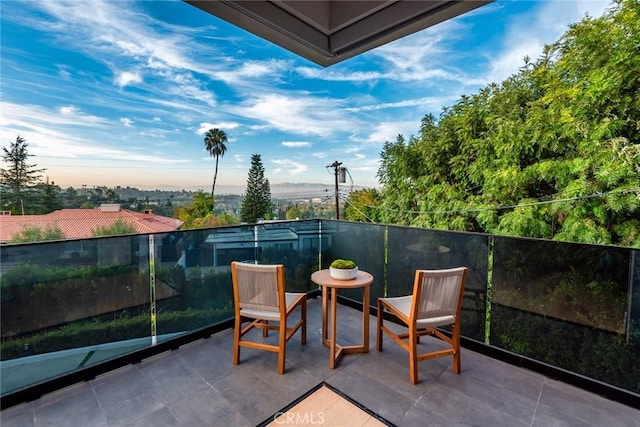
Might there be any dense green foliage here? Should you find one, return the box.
[174,190,239,228]
[91,218,137,237]
[240,154,272,223]
[363,1,640,247]
[344,188,381,223]
[9,224,65,243]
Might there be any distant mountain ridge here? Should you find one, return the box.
[170,182,373,197]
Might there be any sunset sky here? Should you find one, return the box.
[0,0,611,195]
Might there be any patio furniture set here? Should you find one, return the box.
[231,261,468,384]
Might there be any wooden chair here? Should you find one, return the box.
[376,267,468,384]
[231,261,307,374]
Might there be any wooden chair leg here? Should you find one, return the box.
[452,322,461,374]
[409,324,418,384]
[301,299,307,345]
[376,300,383,351]
[233,315,241,365]
[262,320,269,338]
[277,319,287,374]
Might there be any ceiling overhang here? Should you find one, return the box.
[185,1,493,67]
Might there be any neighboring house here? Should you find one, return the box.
[198,220,330,268]
[0,204,183,243]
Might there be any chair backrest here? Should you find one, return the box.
[231,261,285,314]
[412,267,468,320]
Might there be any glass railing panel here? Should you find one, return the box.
[154,228,235,337]
[320,220,386,305]
[631,249,640,346]
[386,226,488,341]
[255,220,320,293]
[491,237,638,394]
[0,235,151,396]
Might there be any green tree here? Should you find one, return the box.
[285,206,302,220]
[34,177,63,214]
[344,188,381,223]
[173,190,239,229]
[203,128,228,200]
[0,135,46,214]
[91,219,137,237]
[375,1,640,247]
[10,223,64,243]
[104,187,119,203]
[240,154,272,223]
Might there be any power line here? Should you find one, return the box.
[344,187,640,216]
[343,198,377,224]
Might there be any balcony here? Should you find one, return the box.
[1,219,639,424]
[2,298,638,426]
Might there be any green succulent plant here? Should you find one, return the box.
[330,259,356,269]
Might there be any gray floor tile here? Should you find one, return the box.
[2,299,638,427]
[539,378,639,427]
[124,407,179,427]
[0,402,35,427]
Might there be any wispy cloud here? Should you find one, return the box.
[271,159,308,176]
[115,71,142,88]
[282,141,311,148]
[344,97,453,113]
[215,59,292,86]
[357,121,420,145]
[230,93,357,137]
[1,102,187,164]
[196,122,241,135]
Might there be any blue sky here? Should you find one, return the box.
[1,0,611,194]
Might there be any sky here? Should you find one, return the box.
[0,0,612,196]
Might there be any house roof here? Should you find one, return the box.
[0,206,184,242]
[185,0,493,67]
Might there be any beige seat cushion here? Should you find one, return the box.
[380,295,455,328]
[241,292,305,321]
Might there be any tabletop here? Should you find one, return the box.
[311,269,373,289]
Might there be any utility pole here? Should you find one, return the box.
[328,161,342,220]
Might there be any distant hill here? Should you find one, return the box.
[170,182,374,198]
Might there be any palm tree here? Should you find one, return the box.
[203,128,228,200]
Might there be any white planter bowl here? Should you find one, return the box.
[329,266,358,280]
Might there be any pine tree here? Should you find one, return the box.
[240,154,272,223]
[0,135,46,214]
[34,177,63,214]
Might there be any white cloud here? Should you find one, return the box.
[215,59,291,85]
[0,102,187,164]
[120,117,134,127]
[359,121,419,145]
[231,93,356,137]
[196,122,240,135]
[52,105,104,124]
[271,159,308,176]
[282,141,310,148]
[344,96,453,113]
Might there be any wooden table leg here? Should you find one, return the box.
[321,284,328,344]
[329,287,337,369]
[362,284,370,352]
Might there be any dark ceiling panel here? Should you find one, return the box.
[185,0,493,67]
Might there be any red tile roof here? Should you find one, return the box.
[0,206,184,242]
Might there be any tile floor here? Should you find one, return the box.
[1,298,638,426]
